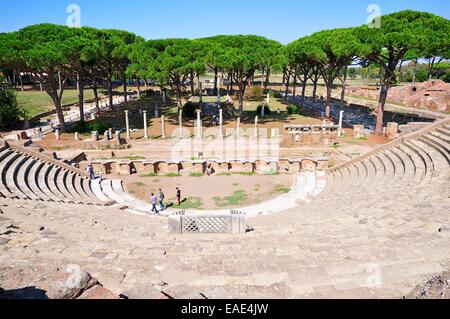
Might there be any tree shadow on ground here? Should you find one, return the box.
[0,286,49,299]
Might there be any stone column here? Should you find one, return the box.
[219,109,224,138]
[154,103,159,118]
[74,132,79,141]
[143,110,149,139]
[108,128,113,140]
[55,129,60,141]
[266,93,270,105]
[91,131,99,141]
[161,115,166,138]
[124,110,130,139]
[255,116,259,137]
[338,110,344,137]
[162,91,166,105]
[115,131,121,140]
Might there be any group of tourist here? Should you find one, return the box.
[87,164,184,215]
[150,187,182,214]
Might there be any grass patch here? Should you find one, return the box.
[133,182,146,187]
[347,153,362,157]
[16,89,99,119]
[140,172,158,177]
[128,190,136,195]
[177,197,203,210]
[214,190,248,207]
[263,170,280,176]
[274,185,290,194]
[51,145,70,151]
[189,172,204,177]
[165,172,182,177]
[358,136,368,141]
[217,172,232,176]
[121,156,145,161]
[234,171,255,176]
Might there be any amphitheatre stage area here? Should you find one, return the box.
[0,1,449,303]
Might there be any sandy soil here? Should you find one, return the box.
[121,173,296,210]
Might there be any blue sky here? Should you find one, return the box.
[1,0,449,44]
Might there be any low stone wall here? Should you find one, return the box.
[80,157,330,176]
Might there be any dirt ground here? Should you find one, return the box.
[121,173,296,210]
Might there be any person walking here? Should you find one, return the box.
[176,187,181,206]
[158,189,165,211]
[151,193,158,214]
[87,164,95,180]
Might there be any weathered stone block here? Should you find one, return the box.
[353,125,365,139]
[301,159,317,172]
[386,122,399,140]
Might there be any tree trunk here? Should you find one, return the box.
[214,68,218,95]
[230,73,234,94]
[325,82,333,118]
[282,67,286,85]
[428,57,436,81]
[123,73,128,105]
[93,81,100,114]
[58,71,63,93]
[312,80,318,102]
[176,86,183,111]
[398,61,404,74]
[340,65,348,108]
[198,75,203,103]
[375,81,390,135]
[264,69,270,92]
[19,72,24,92]
[12,70,17,89]
[78,72,85,122]
[190,73,195,96]
[51,95,66,133]
[300,73,307,107]
[284,72,290,101]
[107,76,113,109]
[138,80,142,97]
[412,59,418,83]
[292,72,297,98]
[238,83,245,120]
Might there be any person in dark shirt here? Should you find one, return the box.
[176,187,181,206]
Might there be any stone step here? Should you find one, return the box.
[422,134,450,164]
[30,160,54,202]
[42,164,65,203]
[6,153,32,200]
[0,151,24,199]
[90,178,113,203]
[15,156,42,201]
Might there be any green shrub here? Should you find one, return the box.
[286,104,298,115]
[256,104,271,116]
[68,119,110,134]
[441,72,450,83]
[0,86,26,130]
